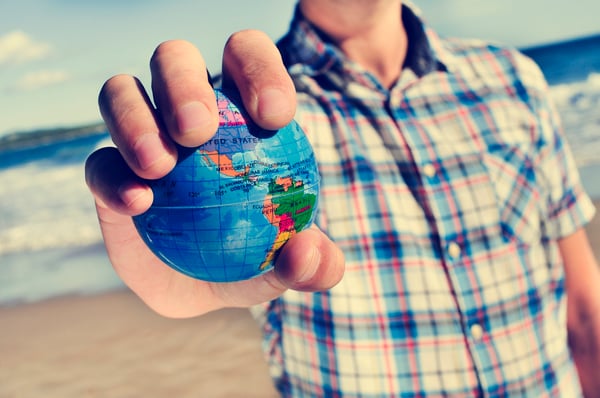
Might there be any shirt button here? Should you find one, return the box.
[470,323,484,340]
[422,163,436,178]
[447,242,461,259]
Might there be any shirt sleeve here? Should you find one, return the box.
[515,52,596,239]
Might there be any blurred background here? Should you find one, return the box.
[1,1,599,397]
[1,0,599,305]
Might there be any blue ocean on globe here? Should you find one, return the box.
[132,89,320,282]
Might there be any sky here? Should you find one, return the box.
[1,0,599,136]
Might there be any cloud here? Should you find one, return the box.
[0,30,52,66]
[12,70,70,91]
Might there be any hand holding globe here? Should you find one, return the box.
[85,36,343,317]
[133,89,321,282]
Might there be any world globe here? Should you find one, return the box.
[133,89,320,282]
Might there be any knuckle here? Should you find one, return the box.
[150,41,207,99]
[98,77,155,139]
[111,100,149,133]
[223,31,286,85]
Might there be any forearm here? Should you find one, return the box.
[561,229,600,397]
[569,300,600,398]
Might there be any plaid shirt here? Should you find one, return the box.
[251,4,596,397]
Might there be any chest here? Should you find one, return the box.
[297,74,546,257]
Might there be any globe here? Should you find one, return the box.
[132,89,320,282]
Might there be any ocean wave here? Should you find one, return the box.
[0,147,123,305]
[0,161,104,256]
[0,220,102,255]
[550,72,600,168]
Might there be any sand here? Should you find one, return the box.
[0,292,278,397]
[2,201,599,398]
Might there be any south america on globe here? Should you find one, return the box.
[132,89,320,282]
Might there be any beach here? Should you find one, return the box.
[1,200,599,398]
[0,292,278,397]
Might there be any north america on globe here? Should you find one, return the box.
[132,89,320,282]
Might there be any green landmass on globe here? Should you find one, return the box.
[259,176,317,270]
[132,89,320,282]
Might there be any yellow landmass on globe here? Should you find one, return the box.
[259,196,297,271]
[259,230,294,271]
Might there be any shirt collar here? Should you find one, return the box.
[277,2,450,88]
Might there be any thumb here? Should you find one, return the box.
[210,226,345,308]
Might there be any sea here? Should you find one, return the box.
[1,34,599,306]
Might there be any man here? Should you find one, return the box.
[85,1,600,396]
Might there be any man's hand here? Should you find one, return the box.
[84,32,344,318]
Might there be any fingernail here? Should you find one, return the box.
[134,133,169,171]
[177,101,211,135]
[257,88,290,122]
[297,246,321,283]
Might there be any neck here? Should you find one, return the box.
[300,0,407,88]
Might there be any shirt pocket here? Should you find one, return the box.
[482,135,543,247]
